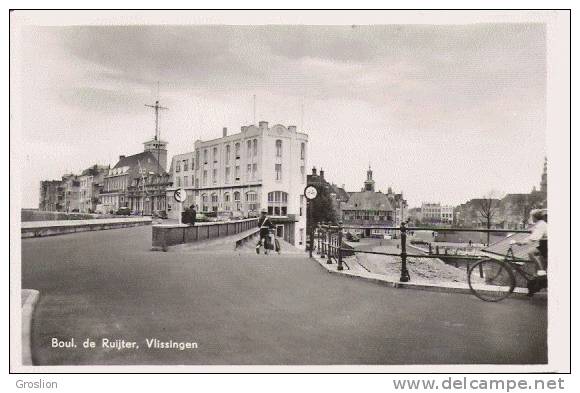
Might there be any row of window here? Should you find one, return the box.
[196,191,291,216]
[173,162,309,188]
[175,140,307,173]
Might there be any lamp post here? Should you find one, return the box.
[399,221,410,282]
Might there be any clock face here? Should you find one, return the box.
[304,185,318,200]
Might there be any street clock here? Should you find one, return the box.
[173,188,186,203]
[304,185,318,200]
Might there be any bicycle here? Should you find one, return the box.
[467,246,547,302]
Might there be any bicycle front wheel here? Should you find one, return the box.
[468,259,515,302]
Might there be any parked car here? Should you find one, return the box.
[346,232,360,242]
[116,207,131,215]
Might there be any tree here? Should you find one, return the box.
[306,184,337,233]
[475,191,501,246]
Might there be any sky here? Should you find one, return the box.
[15,24,546,208]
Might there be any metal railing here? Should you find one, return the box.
[312,221,532,282]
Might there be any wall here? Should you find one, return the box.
[152,218,259,250]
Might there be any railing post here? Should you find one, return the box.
[320,223,326,259]
[326,222,332,264]
[337,221,343,271]
[317,225,321,255]
[399,221,410,282]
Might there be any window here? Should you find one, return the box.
[235,143,240,159]
[183,159,189,172]
[176,160,181,172]
[252,163,257,180]
[213,147,218,163]
[300,195,304,216]
[183,176,189,187]
[203,149,208,164]
[225,167,230,183]
[203,170,207,186]
[224,192,230,211]
[275,140,282,157]
[225,145,230,165]
[300,142,306,160]
[176,176,181,187]
[299,228,304,245]
[275,164,282,181]
[300,166,305,183]
[246,191,259,212]
[267,191,288,216]
[247,164,252,179]
[235,165,240,181]
[195,178,199,188]
[247,140,252,158]
[212,169,217,184]
[253,139,258,156]
[195,150,200,168]
[192,175,195,186]
[201,194,208,212]
[234,191,241,211]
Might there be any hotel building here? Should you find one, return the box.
[167,121,309,248]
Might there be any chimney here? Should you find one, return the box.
[223,127,228,137]
[119,155,125,161]
[312,167,317,175]
[288,125,296,132]
[259,121,268,130]
[320,168,325,180]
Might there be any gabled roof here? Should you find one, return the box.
[111,151,167,178]
[342,191,394,212]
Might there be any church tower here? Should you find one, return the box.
[540,157,547,194]
[364,166,375,192]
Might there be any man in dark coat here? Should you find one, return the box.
[188,205,197,226]
[256,209,274,254]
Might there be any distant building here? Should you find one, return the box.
[39,180,63,212]
[420,202,455,225]
[78,164,110,213]
[341,167,400,237]
[385,186,409,227]
[61,174,81,212]
[100,138,170,215]
[166,122,308,248]
[456,158,547,229]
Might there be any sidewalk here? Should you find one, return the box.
[21,289,40,365]
[313,255,546,299]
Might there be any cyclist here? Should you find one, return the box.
[256,209,274,255]
[513,209,547,277]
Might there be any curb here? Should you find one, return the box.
[21,289,40,366]
[313,257,546,300]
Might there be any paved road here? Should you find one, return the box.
[21,226,547,365]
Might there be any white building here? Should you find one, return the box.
[440,205,454,224]
[420,202,454,224]
[167,121,309,248]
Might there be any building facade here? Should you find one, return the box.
[61,174,81,212]
[166,121,308,248]
[100,139,170,215]
[39,180,63,212]
[78,164,110,213]
[420,202,454,225]
[341,167,397,237]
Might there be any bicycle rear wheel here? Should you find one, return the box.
[468,259,515,302]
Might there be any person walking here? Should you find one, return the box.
[256,209,274,255]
